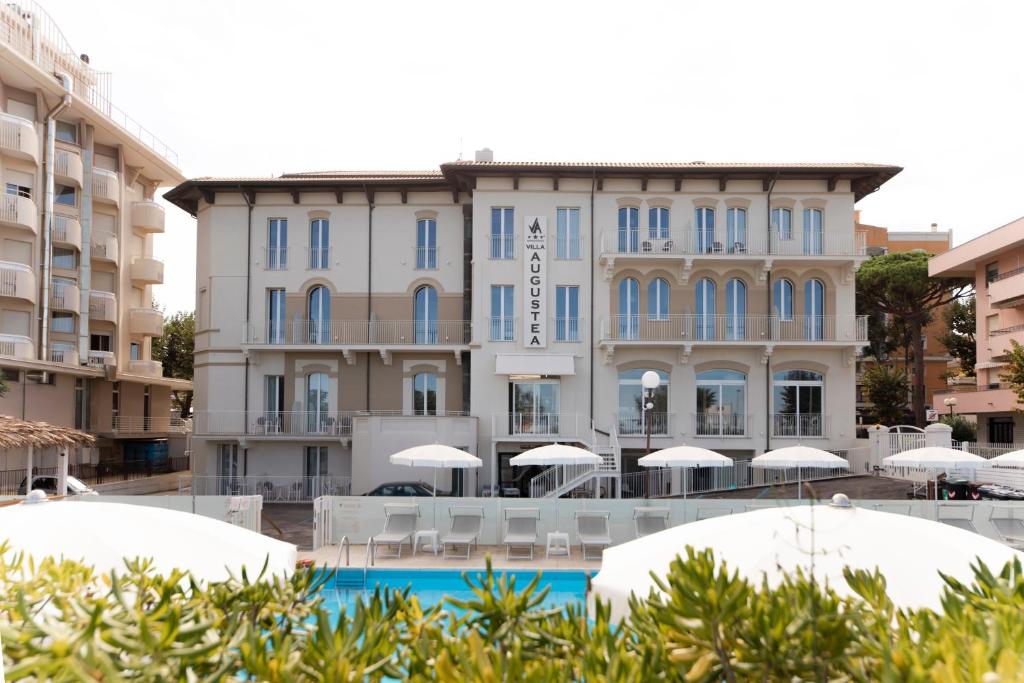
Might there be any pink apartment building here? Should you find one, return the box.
[929,216,1024,444]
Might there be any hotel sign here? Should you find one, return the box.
[523,215,547,348]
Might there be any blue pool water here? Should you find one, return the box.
[320,568,590,619]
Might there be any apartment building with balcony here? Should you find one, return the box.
[169,155,899,497]
[930,216,1024,444]
[854,215,953,422]
[0,2,189,472]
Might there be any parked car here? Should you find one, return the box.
[363,482,447,497]
[17,475,97,496]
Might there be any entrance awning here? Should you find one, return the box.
[495,354,575,376]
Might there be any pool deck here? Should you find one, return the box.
[300,543,603,571]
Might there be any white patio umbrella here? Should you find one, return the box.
[592,493,1024,622]
[751,446,849,499]
[638,446,732,501]
[883,446,992,514]
[389,444,482,528]
[510,444,602,530]
[991,449,1024,468]
[0,497,296,582]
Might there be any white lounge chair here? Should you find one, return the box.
[374,504,419,560]
[633,506,670,538]
[989,509,1024,549]
[696,507,732,521]
[939,506,978,534]
[503,508,539,560]
[442,506,484,560]
[575,511,612,561]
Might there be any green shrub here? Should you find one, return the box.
[1,546,1023,681]
[941,414,978,442]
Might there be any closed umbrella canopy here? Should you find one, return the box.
[389,445,481,527]
[990,449,1024,468]
[0,499,296,582]
[592,495,1023,622]
[638,446,732,468]
[752,446,850,469]
[509,444,602,467]
[883,447,991,470]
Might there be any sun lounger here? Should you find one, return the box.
[373,504,419,560]
[989,509,1024,549]
[575,511,612,561]
[442,506,484,560]
[696,508,732,521]
[503,507,539,560]
[633,507,669,538]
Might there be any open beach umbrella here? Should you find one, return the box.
[0,496,296,582]
[592,493,1024,622]
[751,446,849,499]
[883,446,992,513]
[990,449,1024,468]
[638,446,732,501]
[390,444,482,528]
[510,444,602,530]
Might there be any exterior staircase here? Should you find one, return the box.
[528,422,622,498]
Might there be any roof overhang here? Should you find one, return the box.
[929,216,1024,278]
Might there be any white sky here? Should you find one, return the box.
[42,0,1024,313]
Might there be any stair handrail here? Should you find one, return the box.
[363,536,374,587]
[334,535,350,569]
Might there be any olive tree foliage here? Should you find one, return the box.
[857,253,971,427]
[1,545,1024,681]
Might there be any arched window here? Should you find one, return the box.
[617,368,669,435]
[416,218,437,269]
[306,372,330,432]
[696,369,746,436]
[618,277,640,339]
[726,207,746,253]
[771,207,792,241]
[648,278,669,321]
[618,206,639,253]
[695,207,715,253]
[803,208,823,255]
[649,206,669,239]
[772,278,794,321]
[772,369,824,437]
[309,218,329,269]
[414,285,438,344]
[695,277,716,340]
[725,278,746,340]
[307,286,330,343]
[413,372,437,415]
[804,279,825,340]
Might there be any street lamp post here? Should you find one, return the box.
[641,370,661,496]
[943,396,958,419]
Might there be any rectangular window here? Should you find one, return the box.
[55,184,76,207]
[555,285,579,342]
[490,285,514,341]
[987,314,1000,336]
[143,384,151,421]
[771,207,792,241]
[267,289,285,343]
[416,218,437,269]
[556,207,580,260]
[55,121,78,144]
[648,206,670,240]
[490,207,514,259]
[986,262,999,286]
[51,311,74,333]
[308,218,329,270]
[267,218,287,269]
[5,181,29,199]
[111,381,120,428]
[74,377,87,430]
[130,342,141,360]
[0,367,19,382]
[52,247,77,270]
[90,333,111,352]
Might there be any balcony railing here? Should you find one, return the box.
[603,314,868,343]
[600,228,866,257]
[414,246,437,270]
[50,280,79,310]
[129,307,163,336]
[53,213,81,248]
[190,475,351,501]
[90,231,119,262]
[553,235,582,260]
[489,235,516,260]
[130,257,164,285]
[553,317,582,342]
[693,413,749,437]
[88,291,116,323]
[771,413,826,438]
[0,261,35,303]
[49,346,78,364]
[491,412,589,438]
[87,350,115,367]
[131,201,164,233]
[263,246,287,270]
[0,333,33,360]
[488,317,516,342]
[0,112,38,163]
[92,168,119,205]
[306,246,332,270]
[244,320,471,346]
[0,193,37,233]
[194,410,471,436]
[616,410,671,436]
[108,416,191,434]
[127,359,163,377]
[54,148,83,187]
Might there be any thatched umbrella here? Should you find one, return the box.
[0,415,95,496]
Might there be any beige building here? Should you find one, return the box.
[0,3,189,474]
[166,155,900,497]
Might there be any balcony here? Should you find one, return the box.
[87,350,116,367]
[128,359,163,377]
[90,231,119,263]
[93,168,119,206]
[771,413,827,439]
[54,149,83,188]
[243,320,471,349]
[617,410,671,437]
[53,214,82,250]
[490,412,590,440]
[129,307,164,336]
[88,291,117,323]
[0,194,37,233]
[50,281,80,311]
[131,200,163,233]
[194,411,354,437]
[130,257,164,285]
[107,416,190,435]
[989,267,1024,308]
[600,314,868,346]
[0,333,33,360]
[0,261,35,303]
[49,346,79,365]
[0,112,38,163]
[693,413,751,437]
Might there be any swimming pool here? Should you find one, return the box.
[320,568,590,619]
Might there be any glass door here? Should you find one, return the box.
[511,381,560,435]
[305,445,328,497]
[617,206,639,252]
[218,444,239,494]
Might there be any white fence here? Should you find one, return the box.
[188,475,352,502]
[68,494,263,533]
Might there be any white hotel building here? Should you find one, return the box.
[166,156,900,498]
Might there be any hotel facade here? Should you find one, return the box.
[0,3,189,473]
[167,156,900,497]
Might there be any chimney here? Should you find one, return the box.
[853,209,861,224]
[474,148,494,162]
[930,222,938,232]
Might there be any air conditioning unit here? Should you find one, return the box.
[24,370,48,384]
